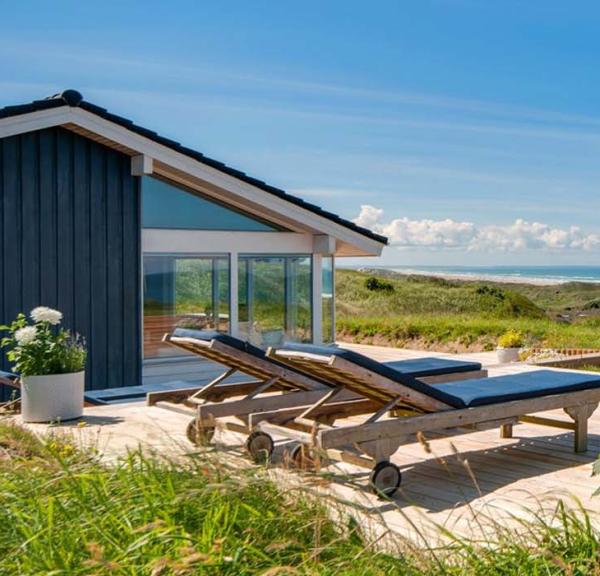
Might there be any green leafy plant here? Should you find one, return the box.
[365,276,395,292]
[498,329,525,349]
[0,307,86,377]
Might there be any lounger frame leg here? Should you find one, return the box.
[190,367,239,401]
[564,403,598,453]
[500,423,513,438]
[357,437,406,464]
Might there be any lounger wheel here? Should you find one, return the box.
[289,443,317,470]
[369,461,401,498]
[246,431,274,463]
[186,419,215,446]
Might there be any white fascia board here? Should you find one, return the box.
[0,106,385,256]
[0,107,75,139]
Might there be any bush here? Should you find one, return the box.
[364,276,395,293]
[475,285,505,300]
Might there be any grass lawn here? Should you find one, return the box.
[336,270,600,351]
[2,420,600,574]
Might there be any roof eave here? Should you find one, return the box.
[0,97,388,255]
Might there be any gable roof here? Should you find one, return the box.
[0,90,387,248]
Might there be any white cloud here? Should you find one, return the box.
[353,205,384,230]
[353,205,600,252]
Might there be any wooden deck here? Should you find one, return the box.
[20,342,600,544]
[332,344,600,541]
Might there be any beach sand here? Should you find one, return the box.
[393,270,566,286]
[357,268,589,286]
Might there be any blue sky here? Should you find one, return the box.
[2,1,600,266]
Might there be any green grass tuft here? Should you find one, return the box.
[2,422,600,574]
[0,422,409,575]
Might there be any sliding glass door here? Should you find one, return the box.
[238,255,311,347]
[143,252,318,355]
[143,255,229,358]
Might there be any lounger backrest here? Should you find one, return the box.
[270,344,463,411]
[166,328,323,392]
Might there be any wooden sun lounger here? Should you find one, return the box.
[0,370,20,389]
[0,371,20,410]
[147,329,333,444]
[148,330,488,454]
[252,346,600,496]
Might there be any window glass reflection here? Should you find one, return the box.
[143,255,229,358]
[238,255,312,347]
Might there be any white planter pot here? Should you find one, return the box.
[496,347,520,364]
[21,371,85,423]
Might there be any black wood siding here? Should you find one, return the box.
[0,127,141,397]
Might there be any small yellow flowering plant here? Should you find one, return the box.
[497,329,525,349]
[0,307,86,377]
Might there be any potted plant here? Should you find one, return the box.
[497,329,524,363]
[1,307,86,423]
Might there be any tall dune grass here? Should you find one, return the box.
[336,270,600,351]
[338,315,600,351]
[0,422,408,574]
[2,421,600,574]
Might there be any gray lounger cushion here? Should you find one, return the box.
[172,328,265,357]
[275,343,600,410]
[383,357,482,377]
[276,343,481,375]
[435,370,600,408]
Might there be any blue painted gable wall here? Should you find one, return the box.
[0,126,141,397]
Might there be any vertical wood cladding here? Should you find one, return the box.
[0,127,141,397]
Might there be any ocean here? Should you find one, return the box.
[371,265,600,285]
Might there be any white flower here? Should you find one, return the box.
[15,326,38,345]
[30,306,63,325]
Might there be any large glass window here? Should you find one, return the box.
[322,257,335,343]
[142,176,281,231]
[143,255,230,358]
[238,255,312,347]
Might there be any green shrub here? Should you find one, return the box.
[364,276,395,292]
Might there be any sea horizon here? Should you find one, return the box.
[347,265,600,285]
